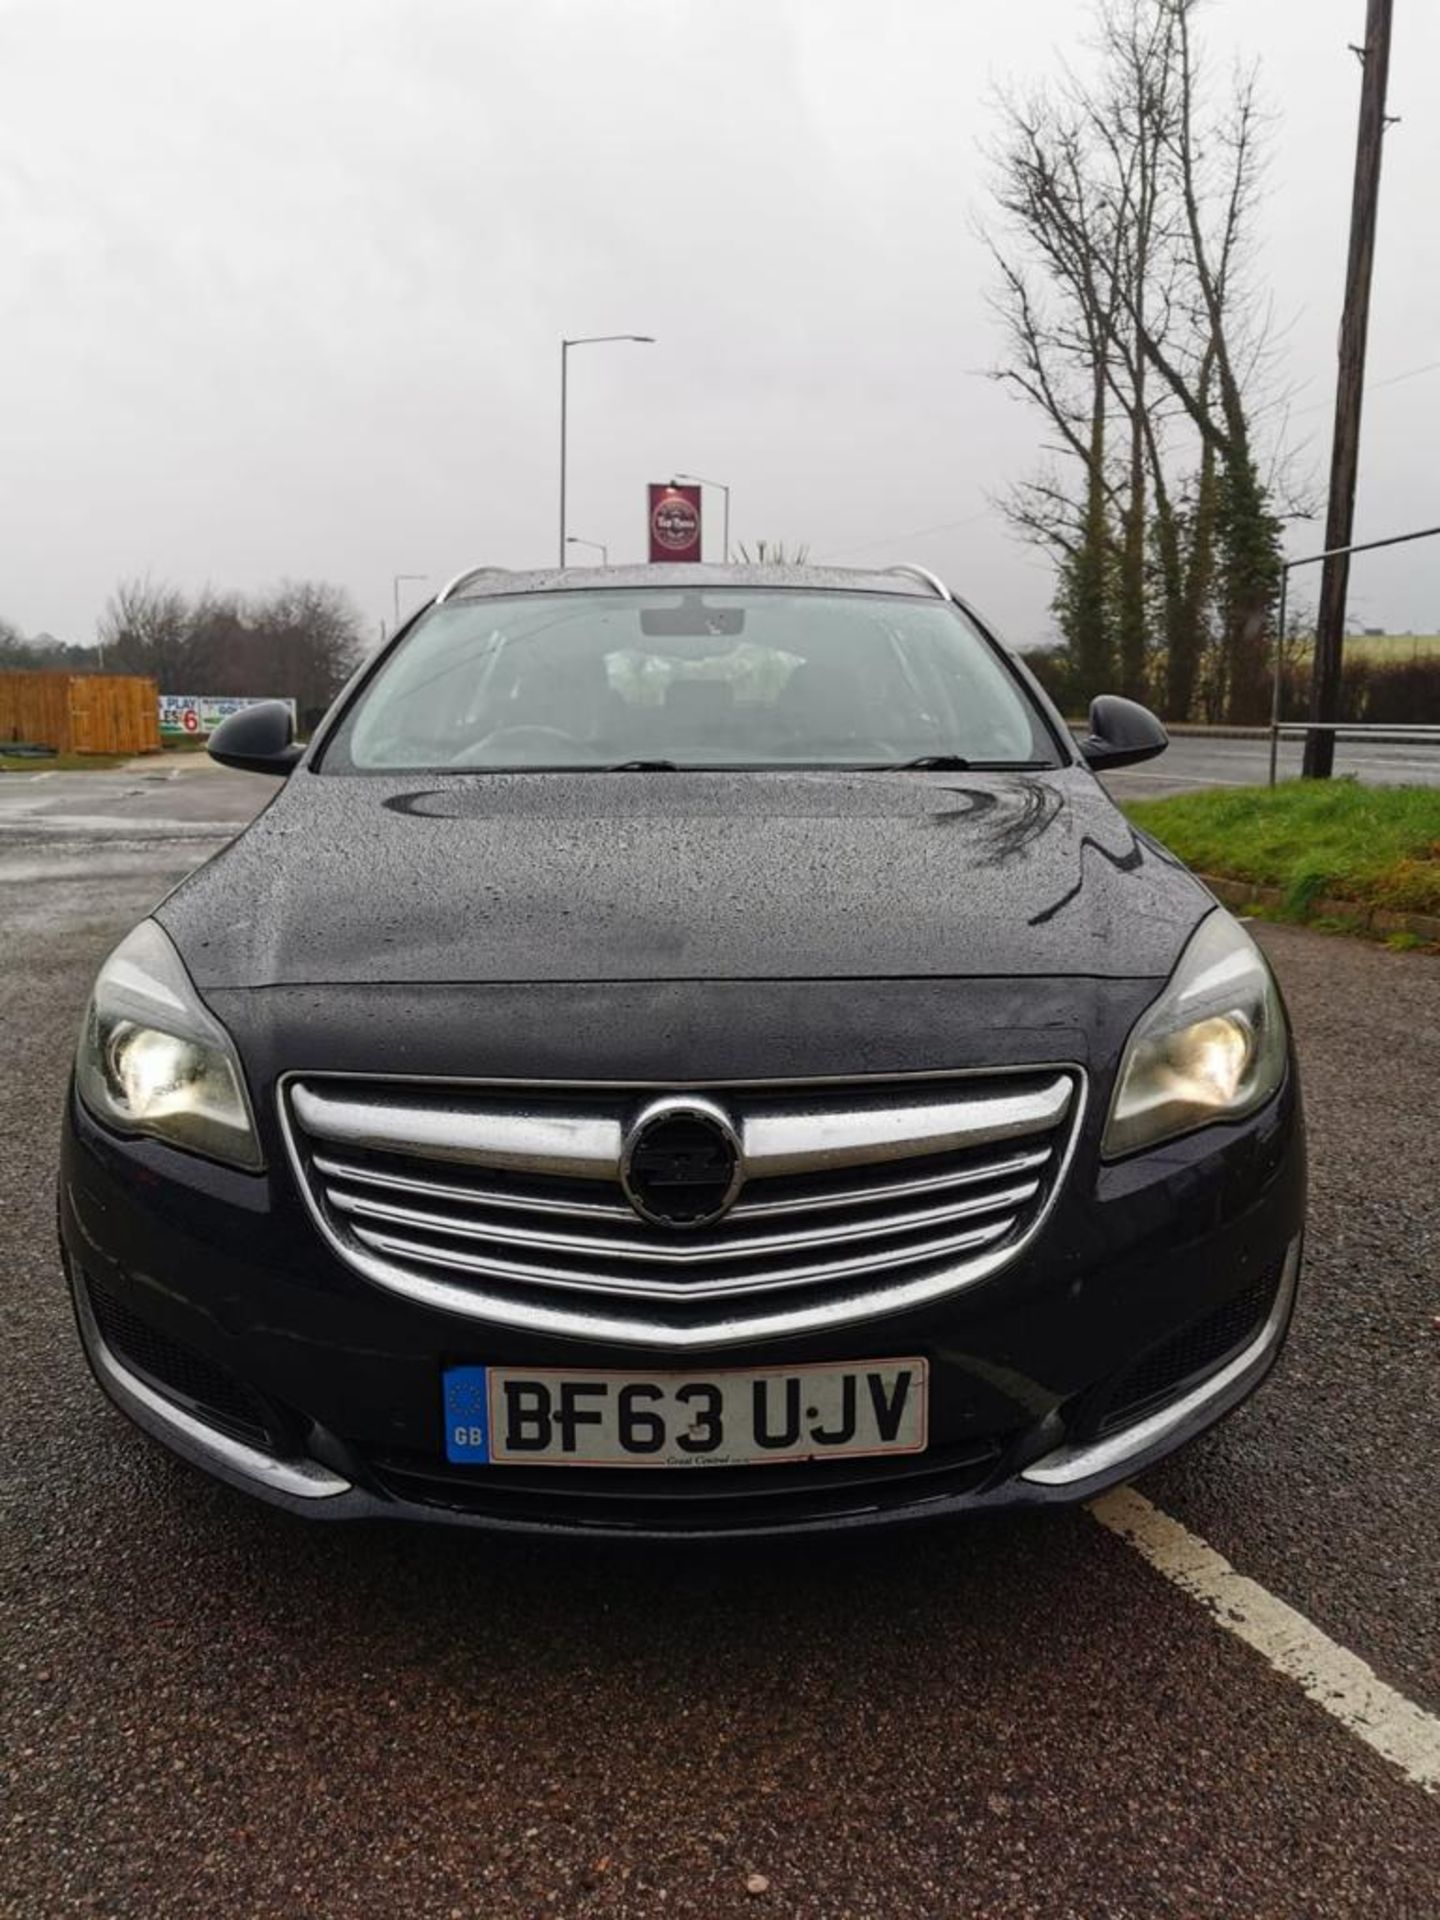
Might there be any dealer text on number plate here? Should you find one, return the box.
[442,1358,928,1467]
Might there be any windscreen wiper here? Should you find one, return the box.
[606,758,680,771]
[883,756,1054,772]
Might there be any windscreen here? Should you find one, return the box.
[323,588,1060,772]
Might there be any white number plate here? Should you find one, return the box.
[442,1358,928,1468]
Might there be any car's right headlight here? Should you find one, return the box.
[75,919,263,1171]
[1102,909,1289,1158]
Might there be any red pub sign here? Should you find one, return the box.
[647,482,703,563]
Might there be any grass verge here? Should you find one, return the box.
[0,751,131,773]
[1122,780,1440,921]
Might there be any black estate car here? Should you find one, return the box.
[59,564,1305,1535]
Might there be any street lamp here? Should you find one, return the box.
[566,536,609,565]
[559,334,655,566]
[671,472,731,562]
[392,573,427,629]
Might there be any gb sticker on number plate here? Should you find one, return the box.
[441,1359,929,1468]
[444,1367,493,1463]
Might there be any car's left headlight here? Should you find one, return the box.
[1102,909,1289,1158]
[75,919,263,1170]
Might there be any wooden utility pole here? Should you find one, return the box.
[1304,0,1395,778]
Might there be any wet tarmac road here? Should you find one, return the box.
[1101,731,1440,801]
[2,769,1437,1917]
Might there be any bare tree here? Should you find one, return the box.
[94,577,364,720]
[181,590,251,691]
[1129,1,1283,721]
[984,0,1290,721]
[984,88,1127,693]
[1091,0,1185,700]
[250,580,365,720]
[97,578,192,685]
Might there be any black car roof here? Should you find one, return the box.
[443,563,941,602]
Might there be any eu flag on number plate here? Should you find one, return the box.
[443,1366,490,1463]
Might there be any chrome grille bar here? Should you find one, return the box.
[730,1146,1052,1220]
[289,1084,621,1180]
[280,1067,1085,1343]
[290,1075,1072,1181]
[309,1153,632,1222]
[739,1079,1071,1176]
[323,1175,1041,1267]
[310,1141,1053,1227]
[347,1213,1017,1301]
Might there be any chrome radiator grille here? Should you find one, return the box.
[281,1071,1082,1346]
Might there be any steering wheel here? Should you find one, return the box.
[451,724,587,767]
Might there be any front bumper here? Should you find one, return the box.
[58,1062,1306,1539]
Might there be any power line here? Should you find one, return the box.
[1362,356,1440,393]
[817,354,1437,568]
[820,356,1437,565]
[817,506,995,561]
[1290,355,1440,419]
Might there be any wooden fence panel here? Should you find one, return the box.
[0,674,69,749]
[0,673,161,754]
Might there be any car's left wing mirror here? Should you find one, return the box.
[1079,694,1169,770]
[207,701,305,776]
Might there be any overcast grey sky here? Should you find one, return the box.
[2,0,1437,650]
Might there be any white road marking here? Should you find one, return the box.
[1090,1487,1440,1796]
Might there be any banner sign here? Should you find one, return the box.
[647,483,703,563]
[159,694,298,738]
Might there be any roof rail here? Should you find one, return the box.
[886,563,953,601]
[435,564,509,604]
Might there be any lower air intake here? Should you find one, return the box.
[1096,1266,1284,1437]
[83,1272,273,1448]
